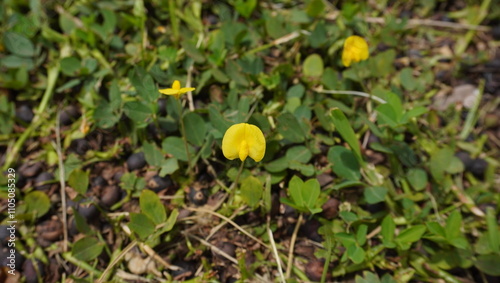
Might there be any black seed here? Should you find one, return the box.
[36,219,63,242]
[78,198,100,220]
[19,162,43,178]
[321,198,340,220]
[71,138,90,155]
[188,187,208,206]
[455,151,473,170]
[100,185,122,208]
[92,176,108,188]
[34,172,54,191]
[148,175,174,192]
[300,219,323,242]
[16,105,34,124]
[127,152,146,171]
[492,25,500,40]
[59,105,80,126]
[158,98,167,116]
[469,158,488,179]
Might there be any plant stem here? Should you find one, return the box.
[267,216,286,283]
[177,99,193,178]
[2,64,59,171]
[228,160,245,204]
[320,243,333,283]
[286,212,303,278]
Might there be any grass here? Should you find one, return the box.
[1,0,500,282]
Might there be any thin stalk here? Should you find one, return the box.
[267,216,286,283]
[2,65,59,171]
[177,99,193,178]
[228,160,245,204]
[318,89,387,104]
[320,244,333,283]
[285,213,303,278]
[54,110,68,252]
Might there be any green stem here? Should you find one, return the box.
[2,64,59,171]
[177,99,193,178]
[320,243,333,283]
[168,0,179,42]
[286,212,303,278]
[228,160,245,204]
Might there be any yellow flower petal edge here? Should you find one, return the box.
[159,80,196,99]
[342,35,369,67]
[222,123,266,162]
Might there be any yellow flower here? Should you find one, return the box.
[342,35,369,67]
[222,123,266,162]
[159,80,195,99]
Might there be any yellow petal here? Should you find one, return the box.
[222,123,266,162]
[159,88,180,95]
[178,87,196,94]
[222,124,246,160]
[245,124,266,162]
[342,35,369,67]
[172,80,181,90]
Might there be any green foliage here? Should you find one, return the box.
[281,176,322,215]
[72,237,104,262]
[68,169,89,195]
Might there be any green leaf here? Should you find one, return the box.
[303,54,324,78]
[347,244,365,264]
[476,254,500,276]
[240,176,263,208]
[265,157,288,173]
[129,213,155,240]
[400,68,417,91]
[183,112,207,146]
[395,225,426,244]
[124,101,152,123]
[158,209,179,234]
[234,0,257,18]
[143,142,164,167]
[276,113,305,143]
[140,190,166,225]
[445,210,462,241]
[3,31,35,57]
[288,176,304,208]
[129,67,158,103]
[25,191,51,218]
[285,146,312,164]
[208,105,232,136]
[159,158,179,176]
[60,57,81,76]
[364,186,388,204]
[327,146,361,181]
[357,224,368,246]
[330,109,362,161]
[381,215,396,247]
[72,237,104,261]
[94,101,119,129]
[486,207,500,253]
[68,169,89,195]
[303,178,321,212]
[306,0,326,17]
[162,136,192,162]
[426,222,446,238]
[340,211,358,223]
[73,209,92,235]
[406,168,427,191]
